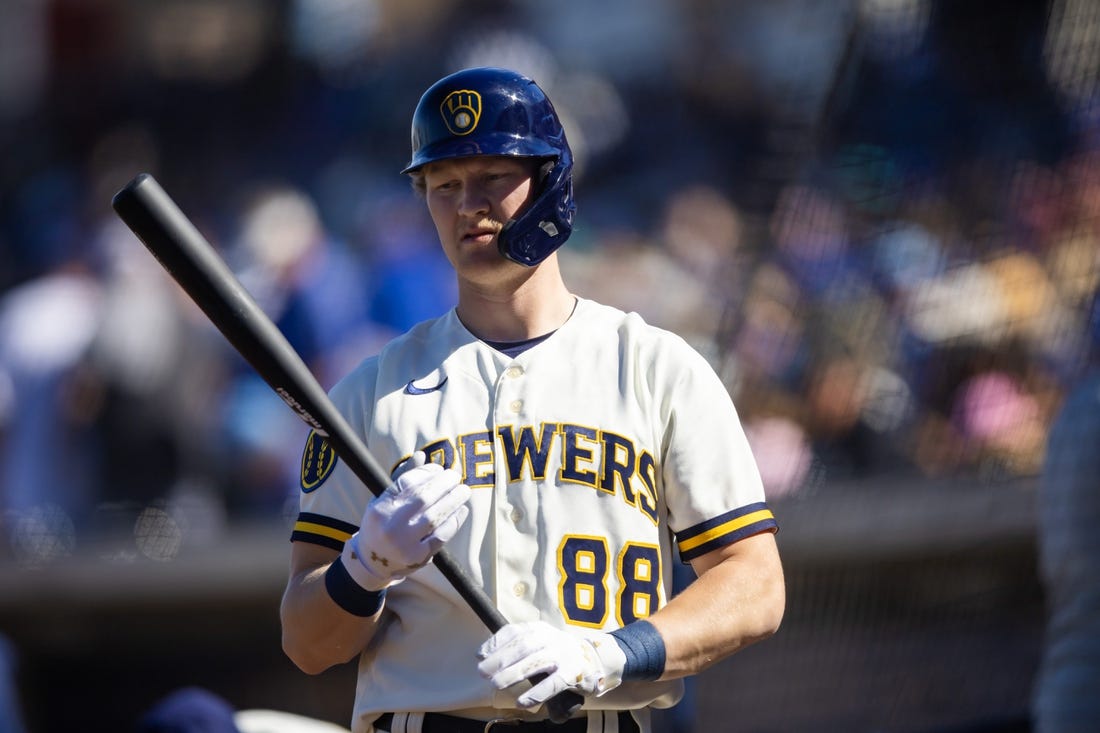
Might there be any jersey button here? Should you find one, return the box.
[510,507,524,523]
[512,582,528,598]
[506,366,524,379]
[508,399,523,413]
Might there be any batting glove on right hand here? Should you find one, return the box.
[477,621,627,710]
[341,452,472,592]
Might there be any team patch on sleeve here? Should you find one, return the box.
[675,503,778,561]
[300,430,338,492]
[290,512,358,551]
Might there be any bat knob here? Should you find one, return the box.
[545,690,584,724]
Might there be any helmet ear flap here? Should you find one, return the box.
[498,153,575,267]
[538,159,555,184]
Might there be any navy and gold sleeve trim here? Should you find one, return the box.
[675,502,778,562]
[290,512,358,551]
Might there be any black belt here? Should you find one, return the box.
[373,710,639,733]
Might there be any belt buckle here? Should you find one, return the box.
[483,718,523,733]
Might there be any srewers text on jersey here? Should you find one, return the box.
[410,421,660,525]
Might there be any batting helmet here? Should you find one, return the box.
[401,67,575,267]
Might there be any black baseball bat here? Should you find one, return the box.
[111,173,584,723]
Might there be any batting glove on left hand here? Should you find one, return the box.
[477,621,626,710]
[341,452,472,592]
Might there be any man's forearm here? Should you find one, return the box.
[647,532,785,679]
[280,557,384,675]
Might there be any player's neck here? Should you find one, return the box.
[455,260,576,342]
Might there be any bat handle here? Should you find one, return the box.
[432,553,585,723]
[543,688,585,724]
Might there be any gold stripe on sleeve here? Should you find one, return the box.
[677,509,775,553]
[294,520,354,543]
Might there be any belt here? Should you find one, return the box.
[373,710,639,733]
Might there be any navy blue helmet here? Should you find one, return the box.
[402,67,575,267]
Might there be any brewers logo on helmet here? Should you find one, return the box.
[440,90,482,136]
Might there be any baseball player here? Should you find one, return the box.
[280,67,785,733]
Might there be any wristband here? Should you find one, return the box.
[324,555,387,617]
[610,620,666,681]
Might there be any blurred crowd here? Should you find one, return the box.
[1,0,1098,567]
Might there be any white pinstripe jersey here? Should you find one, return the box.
[292,297,777,732]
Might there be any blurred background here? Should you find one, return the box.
[1,0,1098,731]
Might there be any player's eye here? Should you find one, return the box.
[432,179,460,193]
[486,169,524,187]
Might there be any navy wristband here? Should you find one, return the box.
[324,556,387,617]
[610,619,666,681]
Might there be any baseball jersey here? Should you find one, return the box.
[291,297,777,730]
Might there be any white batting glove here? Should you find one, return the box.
[341,452,472,592]
[477,621,626,710]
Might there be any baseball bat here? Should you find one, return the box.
[111,173,583,723]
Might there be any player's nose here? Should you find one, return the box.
[456,182,490,217]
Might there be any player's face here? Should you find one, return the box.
[422,156,539,285]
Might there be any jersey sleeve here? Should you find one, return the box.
[289,357,381,549]
[654,335,777,562]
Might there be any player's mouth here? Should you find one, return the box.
[460,224,500,245]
